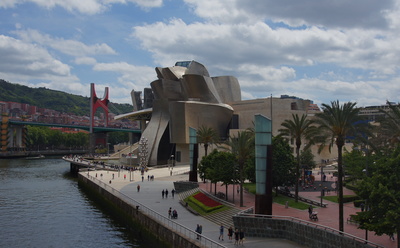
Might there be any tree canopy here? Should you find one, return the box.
[354,147,400,246]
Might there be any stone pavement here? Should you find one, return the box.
[86,164,305,248]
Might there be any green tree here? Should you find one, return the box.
[343,149,367,183]
[223,131,254,207]
[272,136,296,195]
[199,150,237,197]
[354,148,400,247]
[315,100,367,232]
[300,148,316,170]
[279,114,317,202]
[197,125,219,156]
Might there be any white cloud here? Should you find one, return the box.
[0,0,163,14]
[75,57,97,65]
[0,35,71,77]
[14,29,117,57]
[93,62,156,90]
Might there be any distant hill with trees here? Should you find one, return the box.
[0,79,133,115]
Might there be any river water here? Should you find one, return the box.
[0,157,144,248]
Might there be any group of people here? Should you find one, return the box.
[162,189,175,198]
[218,224,245,245]
[168,207,178,219]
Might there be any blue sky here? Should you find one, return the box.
[1,0,399,108]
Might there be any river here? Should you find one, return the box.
[0,157,145,248]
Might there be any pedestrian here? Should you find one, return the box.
[162,189,165,198]
[165,189,169,198]
[219,224,224,241]
[148,175,150,181]
[137,184,140,192]
[199,225,202,239]
[389,233,395,241]
[234,228,239,245]
[168,207,172,218]
[239,229,245,245]
[109,180,111,184]
[360,202,365,212]
[195,224,200,239]
[171,189,175,198]
[308,204,313,218]
[228,226,233,240]
[124,174,126,180]
[112,174,114,179]
[142,175,144,182]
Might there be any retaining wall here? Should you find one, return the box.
[233,215,377,248]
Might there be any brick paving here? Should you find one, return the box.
[198,172,396,248]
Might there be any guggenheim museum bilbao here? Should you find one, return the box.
[116,61,341,166]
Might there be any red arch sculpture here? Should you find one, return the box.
[90,83,109,132]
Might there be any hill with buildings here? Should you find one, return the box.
[0,79,133,116]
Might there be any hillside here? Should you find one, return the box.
[0,79,133,115]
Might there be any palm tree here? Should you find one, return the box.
[223,131,254,207]
[197,125,219,156]
[315,100,366,232]
[279,114,317,202]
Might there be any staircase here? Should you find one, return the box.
[109,143,139,158]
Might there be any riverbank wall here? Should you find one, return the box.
[77,173,201,248]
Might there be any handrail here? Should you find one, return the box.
[84,173,227,248]
[235,211,384,248]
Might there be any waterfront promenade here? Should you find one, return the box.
[79,163,304,248]
[76,160,394,248]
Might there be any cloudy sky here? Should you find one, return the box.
[1,0,399,108]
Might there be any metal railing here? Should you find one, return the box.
[84,173,226,248]
[235,211,384,248]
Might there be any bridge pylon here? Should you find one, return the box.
[89,83,110,154]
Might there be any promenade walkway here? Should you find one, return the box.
[77,160,394,248]
[81,163,304,248]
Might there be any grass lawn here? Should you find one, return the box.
[243,183,310,210]
[322,195,357,203]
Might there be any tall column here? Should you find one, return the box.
[189,127,198,182]
[254,114,273,215]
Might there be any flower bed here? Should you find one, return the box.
[188,192,223,213]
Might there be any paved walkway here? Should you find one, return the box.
[198,171,395,248]
[83,163,395,248]
[84,164,305,248]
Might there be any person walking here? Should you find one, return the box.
[137,184,140,192]
[218,224,224,241]
[162,189,165,198]
[165,189,169,198]
[198,225,202,240]
[168,207,172,218]
[171,189,175,198]
[196,224,200,239]
[234,229,239,245]
[228,226,233,240]
[239,229,245,245]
